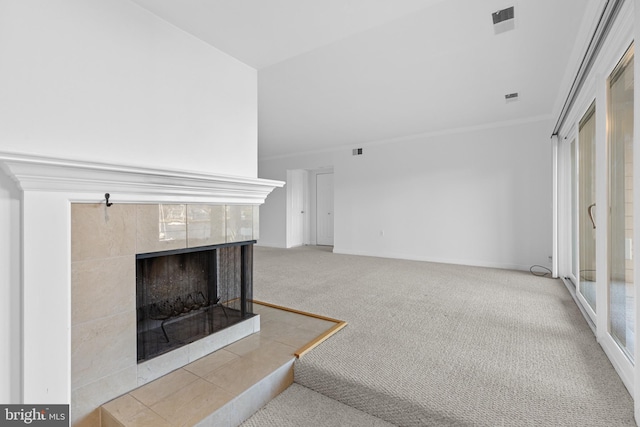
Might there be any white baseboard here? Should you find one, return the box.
[331,247,534,272]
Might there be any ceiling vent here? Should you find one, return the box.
[352,148,363,156]
[492,6,515,34]
[505,92,519,103]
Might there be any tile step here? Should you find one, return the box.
[99,302,345,427]
[101,358,294,427]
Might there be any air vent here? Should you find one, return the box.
[492,6,514,24]
[505,92,519,102]
[352,148,363,156]
[493,6,515,34]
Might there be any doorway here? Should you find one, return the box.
[286,169,308,248]
[285,168,334,247]
[316,173,334,246]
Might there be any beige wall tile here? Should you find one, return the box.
[204,360,293,427]
[253,205,260,240]
[70,201,261,414]
[71,204,136,262]
[242,340,297,371]
[102,394,147,423]
[224,334,268,357]
[226,205,253,243]
[137,346,190,386]
[204,355,273,396]
[187,204,225,248]
[120,408,172,427]
[183,349,239,378]
[71,365,137,427]
[130,368,198,407]
[186,338,208,363]
[136,204,187,253]
[72,311,137,390]
[191,317,255,358]
[72,256,135,326]
[100,409,125,427]
[70,407,100,427]
[150,379,234,426]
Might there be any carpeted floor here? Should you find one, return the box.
[246,245,635,426]
[242,383,395,427]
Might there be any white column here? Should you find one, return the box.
[22,191,70,403]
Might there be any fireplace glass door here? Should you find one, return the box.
[136,242,254,362]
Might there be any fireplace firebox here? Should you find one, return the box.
[136,241,254,362]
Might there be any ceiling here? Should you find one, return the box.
[130,0,597,159]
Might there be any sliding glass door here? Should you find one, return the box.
[555,5,636,397]
[576,104,597,314]
[608,46,634,360]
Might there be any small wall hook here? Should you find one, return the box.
[105,193,113,207]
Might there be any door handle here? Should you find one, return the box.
[588,203,596,229]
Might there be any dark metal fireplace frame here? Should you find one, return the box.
[136,240,255,363]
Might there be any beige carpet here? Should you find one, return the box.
[242,383,395,427]
[247,246,635,426]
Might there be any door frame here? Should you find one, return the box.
[571,101,598,325]
[285,168,334,247]
[315,172,334,246]
[554,7,635,396]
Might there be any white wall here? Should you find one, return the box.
[259,118,553,271]
[0,0,258,403]
[0,0,257,177]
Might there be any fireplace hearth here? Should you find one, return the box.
[136,241,254,362]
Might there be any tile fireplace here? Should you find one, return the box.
[0,152,283,427]
[70,202,262,426]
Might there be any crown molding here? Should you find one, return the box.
[0,151,284,205]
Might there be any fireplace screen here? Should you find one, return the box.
[136,241,254,362]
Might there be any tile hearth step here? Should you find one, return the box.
[100,303,345,427]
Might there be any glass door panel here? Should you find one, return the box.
[570,138,578,288]
[608,46,634,361]
[578,104,597,312]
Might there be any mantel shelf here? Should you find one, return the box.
[0,151,284,205]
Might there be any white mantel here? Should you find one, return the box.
[0,152,282,205]
[0,151,283,404]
